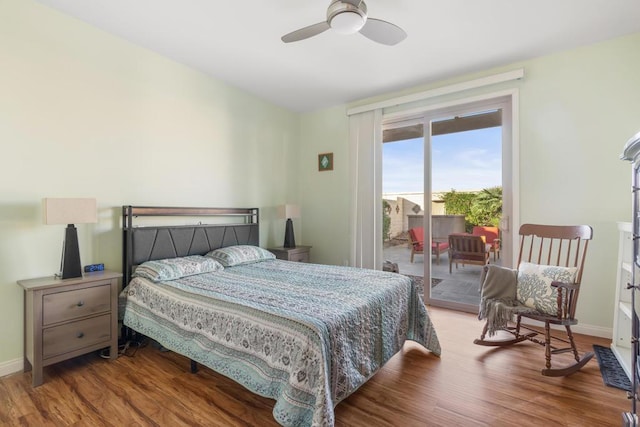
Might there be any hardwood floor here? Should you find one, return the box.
[0,307,630,426]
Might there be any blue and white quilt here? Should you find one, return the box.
[122,259,440,427]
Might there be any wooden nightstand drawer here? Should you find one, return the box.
[268,246,312,263]
[43,314,111,359]
[289,252,310,262]
[43,283,111,325]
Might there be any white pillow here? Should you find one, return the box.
[516,262,578,316]
[134,255,224,282]
[206,245,275,267]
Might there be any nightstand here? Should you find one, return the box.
[17,270,121,386]
[268,246,312,263]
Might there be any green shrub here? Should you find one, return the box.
[382,200,391,241]
[442,187,502,231]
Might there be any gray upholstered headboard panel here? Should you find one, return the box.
[122,206,259,285]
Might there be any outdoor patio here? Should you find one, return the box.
[383,242,491,306]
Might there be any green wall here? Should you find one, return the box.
[0,0,299,368]
[298,106,350,266]
[2,0,640,372]
[299,32,640,335]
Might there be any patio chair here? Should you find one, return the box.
[408,227,449,265]
[473,223,593,377]
[472,225,500,261]
[448,233,490,273]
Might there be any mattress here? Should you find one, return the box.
[121,259,440,427]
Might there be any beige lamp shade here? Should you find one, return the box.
[278,204,300,220]
[43,198,97,225]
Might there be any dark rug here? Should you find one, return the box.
[593,344,632,391]
[404,275,441,295]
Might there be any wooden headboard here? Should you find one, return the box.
[122,206,259,285]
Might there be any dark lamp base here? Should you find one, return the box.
[284,218,296,248]
[61,224,83,279]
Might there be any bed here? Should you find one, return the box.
[120,206,441,427]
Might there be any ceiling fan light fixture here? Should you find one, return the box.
[327,1,367,35]
[330,11,366,34]
[283,0,405,45]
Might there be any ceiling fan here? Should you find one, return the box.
[281,0,407,46]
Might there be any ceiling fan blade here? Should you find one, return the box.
[359,18,407,46]
[282,22,331,43]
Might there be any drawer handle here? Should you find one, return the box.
[77,332,85,339]
[76,301,85,307]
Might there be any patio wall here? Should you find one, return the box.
[409,214,466,242]
[385,197,422,239]
[384,196,466,244]
[384,195,448,239]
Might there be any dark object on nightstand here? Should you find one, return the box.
[43,198,97,279]
[84,263,104,272]
[284,218,296,248]
[269,245,312,263]
[278,204,300,248]
[61,224,83,278]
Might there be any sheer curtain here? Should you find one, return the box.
[348,109,383,269]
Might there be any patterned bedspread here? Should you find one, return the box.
[122,260,440,427]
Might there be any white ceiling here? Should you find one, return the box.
[35,0,640,113]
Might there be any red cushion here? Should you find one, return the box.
[409,227,424,245]
[432,242,449,250]
[472,226,499,243]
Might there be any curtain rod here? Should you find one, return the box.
[346,68,524,116]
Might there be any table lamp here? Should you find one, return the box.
[278,204,300,248]
[43,198,97,279]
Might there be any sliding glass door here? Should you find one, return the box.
[382,95,514,313]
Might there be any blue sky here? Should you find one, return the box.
[383,127,502,193]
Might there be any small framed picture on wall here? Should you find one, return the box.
[318,153,333,171]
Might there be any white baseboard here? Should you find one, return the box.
[521,318,612,339]
[0,358,23,378]
[572,323,612,339]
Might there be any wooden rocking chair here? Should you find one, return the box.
[474,224,593,377]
